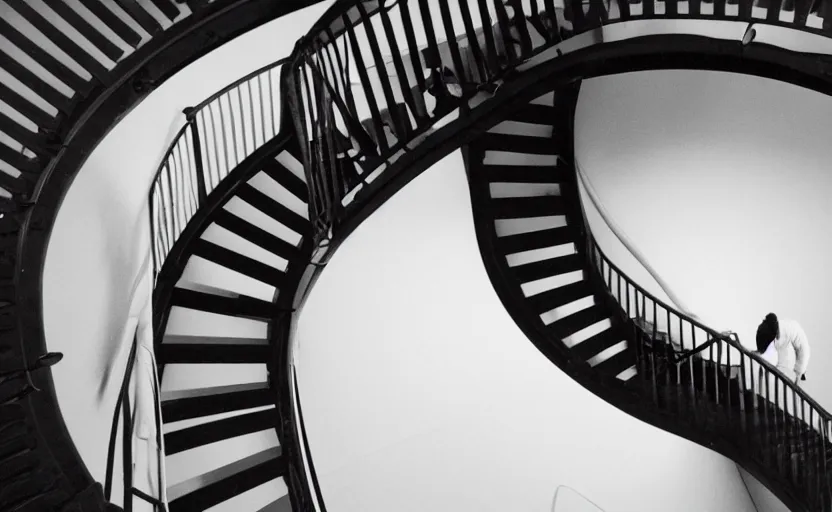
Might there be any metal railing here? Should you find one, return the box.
[285,0,832,246]
[148,57,288,276]
[578,189,832,509]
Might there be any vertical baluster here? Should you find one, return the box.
[643,0,656,16]
[774,376,786,478]
[726,341,732,415]
[714,339,722,406]
[793,389,802,485]
[652,301,660,406]
[764,367,773,466]
[493,0,519,64]
[766,0,784,22]
[357,3,410,141]
[326,29,360,124]
[184,111,207,205]
[738,353,747,436]
[246,79,257,153]
[378,3,426,130]
[437,1,470,85]
[458,0,489,82]
[476,0,502,75]
[612,0,632,20]
[343,17,389,154]
[507,0,534,56]
[664,309,673,399]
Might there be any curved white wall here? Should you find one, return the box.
[575,70,832,411]
[41,1,334,492]
[295,151,755,512]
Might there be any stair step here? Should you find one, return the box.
[164,409,278,455]
[550,306,609,338]
[510,253,583,283]
[595,346,636,377]
[213,209,301,261]
[479,132,559,154]
[497,225,578,255]
[490,196,566,219]
[261,158,309,202]
[171,288,275,320]
[162,382,272,423]
[236,184,311,236]
[158,341,271,364]
[167,447,285,512]
[571,328,623,360]
[192,239,286,287]
[505,105,556,125]
[526,280,594,314]
[480,164,568,184]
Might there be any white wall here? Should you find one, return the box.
[575,70,832,411]
[294,151,755,512]
[41,0,333,494]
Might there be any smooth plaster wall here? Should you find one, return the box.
[575,69,832,410]
[294,150,755,512]
[40,0,333,496]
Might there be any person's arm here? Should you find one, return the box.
[793,325,810,382]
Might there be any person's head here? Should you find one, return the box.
[756,313,779,352]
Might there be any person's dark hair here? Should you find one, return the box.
[756,313,779,352]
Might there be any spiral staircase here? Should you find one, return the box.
[3,0,832,511]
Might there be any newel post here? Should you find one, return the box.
[183,107,207,205]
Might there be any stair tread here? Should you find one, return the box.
[497,225,578,255]
[594,346,636,377]
[237,184,311,236]
[213,209,301,261]
[526,280,594,314]
[164,409,277,455]
[490,196,566,219]
[480,163,569,184]
[167,447,285,511]
[510,253,583,283]
[161,382,272,423]
[163,334,269,345]
[504,105,556,125]
[479,132,559,154]
[158,342,271,364]
[571,328,622,360]
[192,239,285,287]
[550,306,609,338]
[171,288,275,320]
[260,158,309,202]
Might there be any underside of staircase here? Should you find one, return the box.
[3,0,832,510]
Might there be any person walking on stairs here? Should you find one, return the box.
[756,313,810,385]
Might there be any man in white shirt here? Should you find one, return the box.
[756,313,811,384]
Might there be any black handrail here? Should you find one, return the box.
[285,0,832,249]
[148,56,291,276]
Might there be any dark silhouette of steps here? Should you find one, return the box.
[464,86,831,511]
[466,91,638,383]
[155,146,309,512]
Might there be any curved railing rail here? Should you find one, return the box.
[576,174,832,508]
[148,57,289,276]
[284,0,832,246]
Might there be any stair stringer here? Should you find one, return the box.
[460,88,814,512]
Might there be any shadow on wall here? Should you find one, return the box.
[552,486,605,512]
[574,69,832,410]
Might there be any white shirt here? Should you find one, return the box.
[765,318,810,380]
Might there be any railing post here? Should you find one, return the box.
[183,107,207,205]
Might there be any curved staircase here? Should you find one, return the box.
[152,139,313,511]
[5,0,832,510]
[463,83,832,511]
